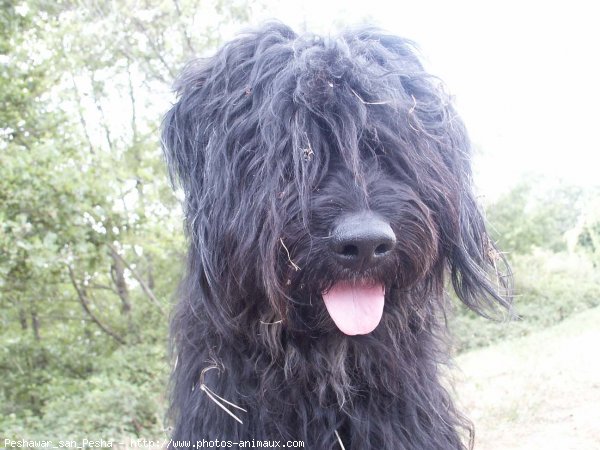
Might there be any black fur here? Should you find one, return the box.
[162,22,512,450]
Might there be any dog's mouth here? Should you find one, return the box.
[321,281,385,335]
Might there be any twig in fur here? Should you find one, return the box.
[335,430,346,450]
[199,366,247,424]
[280,238,301,271]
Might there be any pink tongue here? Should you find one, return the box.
[322,283,385,335]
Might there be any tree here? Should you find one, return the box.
[575,193,600,266]
[0,0,252,437]
[486,178,582,254]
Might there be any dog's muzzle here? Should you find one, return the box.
[322,212,395,336]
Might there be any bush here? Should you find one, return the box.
[0,341,169,440]
[452,250,600,352]
[41,375,166,439]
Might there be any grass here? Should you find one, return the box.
[454,305,600,450]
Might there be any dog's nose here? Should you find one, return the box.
[330,212,396,270]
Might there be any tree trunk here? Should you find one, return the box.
[31,310,40,341]
[19,307,28,331]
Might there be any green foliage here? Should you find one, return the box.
[486,179,582,254]
[575,194,600,266]
[453,250,600,352]
[1,338,169,440]
[453,184,600,352]
[39,344,169,439]
[1,0,253,439]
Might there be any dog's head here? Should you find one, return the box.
[162,23,512,339]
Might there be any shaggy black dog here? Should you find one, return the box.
[162,22,512,450]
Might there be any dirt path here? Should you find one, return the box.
[455,306,600,450]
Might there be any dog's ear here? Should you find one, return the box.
[448,183,513,317]
[161,23,297,199]
[367,34,514,316]
[161,61,209,197]
[437,112,513,317]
